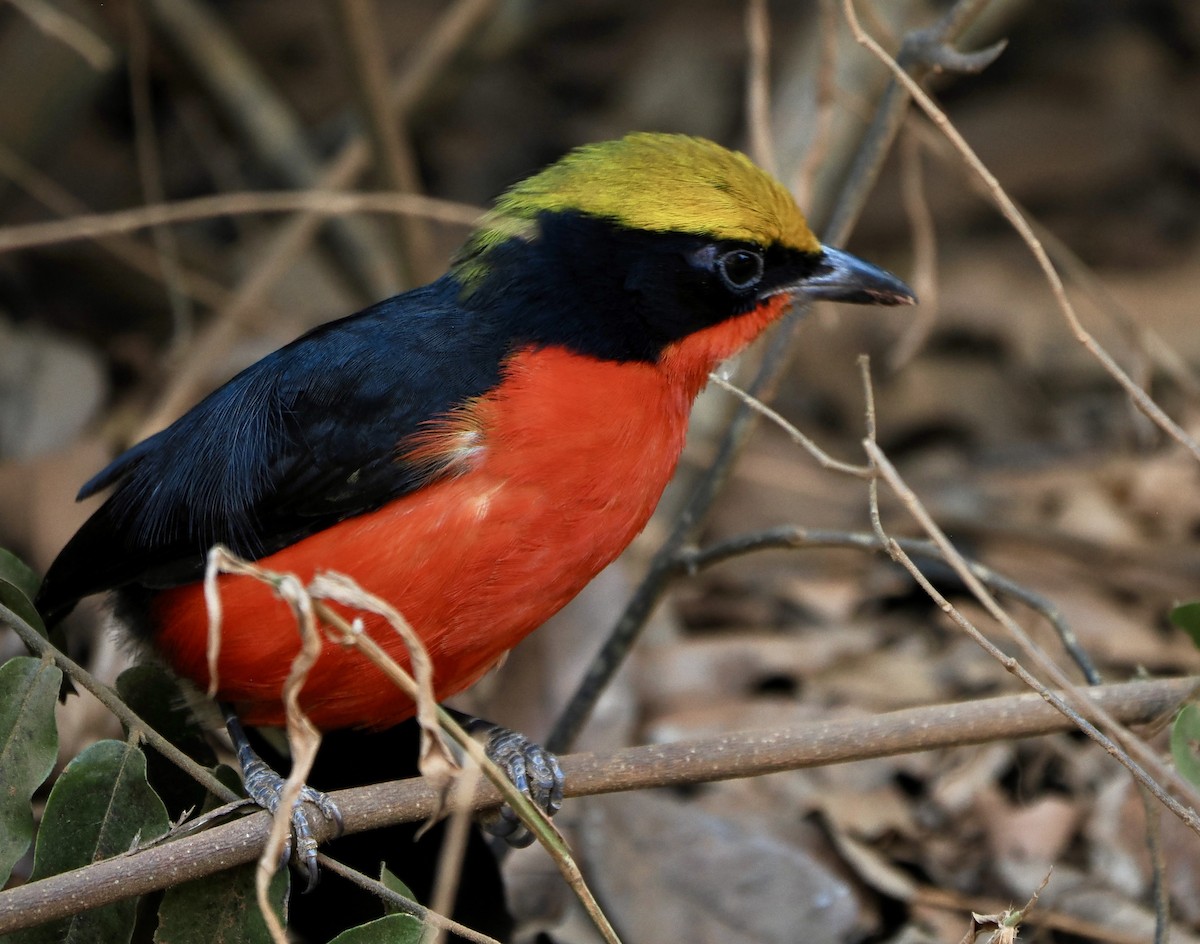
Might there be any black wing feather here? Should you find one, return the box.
[37,276,507,623]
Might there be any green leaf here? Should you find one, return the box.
[379,863,419,917]
[327,915,424,944]
[155,862,288,944]
[0,548,40,601]
[117,664,218,818]
[1169,602,1200,649]
[1170,703,1200,787]
[207,764,247,808]
[0,548,47,639]
[8,739,171,944]
[0,655,62,886]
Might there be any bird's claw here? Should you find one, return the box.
[238,741,344,892]
[471,724,564,848]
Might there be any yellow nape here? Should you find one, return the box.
[488,132,819,254]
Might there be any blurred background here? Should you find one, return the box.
[0,1,1198,941]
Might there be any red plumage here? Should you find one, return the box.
[151,300,787,729]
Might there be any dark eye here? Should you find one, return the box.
[716,249,764,291]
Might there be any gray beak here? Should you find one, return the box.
[788,245,916,306]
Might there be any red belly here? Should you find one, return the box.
[150,347,693,730]
[148,300,786,730]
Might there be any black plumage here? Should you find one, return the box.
[35,211,823,625]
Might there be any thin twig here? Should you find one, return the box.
[864,438,1200,835]
[0,190,481,255]
[332,0,434,286]
[855,348,1200,840]
[702,370,1101,681]
[792,0,837,210]
[309,593,622,944]
[855,328,1200,831]
[127,2,194,352]
[264,580,322,944]
[745,0,777,177]
[889,126,938,370]
[904,110,1200,401]
[142,0,401,299]
[211,560,325,944]
[1032,201,1200,404]
[133,0,497,441]
[707,374,872,477]
[316,854,501,944]
[841,0,1200,463]
[0,676,1191,936]
[676,524,1100,685]
[428,766,482,944]
[1139,786,1171,944]
[5,0,115,70]
[0,602,239,805]
[824,0,999,244]
[0,140,248,313]
[201,554,622,944]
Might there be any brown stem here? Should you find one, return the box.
[331,0,435,286]
[0,190,480,254]
[142,0,401,299]
[0,141,235,312]
[678,525,1100,684]
[823,0,998,244]
[0,603,238,805]
[0,676,1193,936]
[133,0,497,441]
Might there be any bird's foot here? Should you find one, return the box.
[224,709,344,891]
[463,719,564,848]
[241,752,344,889]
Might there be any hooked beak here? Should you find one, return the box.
[784,245,916,307]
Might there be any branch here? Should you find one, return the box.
[0,140,260,314]
[0,602,238,806]
[127,1,194,351]
[133,0,497,442]
[863,438,1200,834]
[142,0,403,299]
[331,0,435,286]
[823,0,1001,245]
[840,0,1200,463]
[5,0,115,71]
[744,0,778,176]
[0,676,1193,935]
[678,524,1100,685]
[0,190,481,254]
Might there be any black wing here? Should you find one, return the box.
[36,277,507,624]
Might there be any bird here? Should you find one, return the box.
[36,132,914,877]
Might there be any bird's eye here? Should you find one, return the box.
[716,249,764,291]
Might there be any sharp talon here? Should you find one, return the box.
[293,824,320,893]
[467,721,565,848]
[247,770,341,888]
